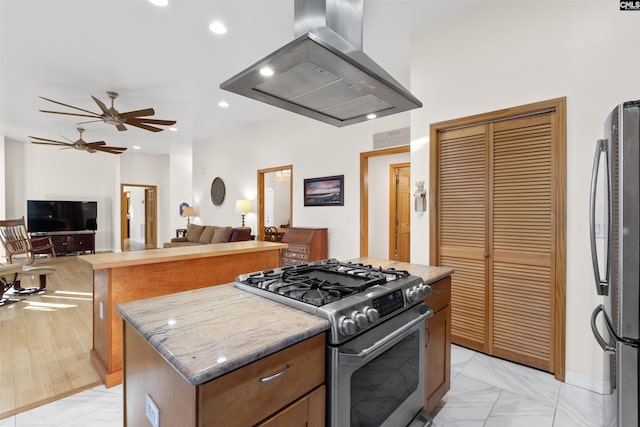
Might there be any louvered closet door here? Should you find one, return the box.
[438,125,489,352]
[490,113,555,371]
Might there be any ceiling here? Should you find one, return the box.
[0,0,485,156]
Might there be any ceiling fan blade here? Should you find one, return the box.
[125,118,164,132]
[30,141,72,147]
[116,123,128,131]
[119,108,155,118]
[39,110,101,119]
[131,117,177,126]
[39,96,100,116]
[91,96,110,115]
[76,119,105,124]
[86,141,107,146]
[29,135,67,144]
[95,146,127,154]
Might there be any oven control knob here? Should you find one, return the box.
[416,284,428,300]
[363,306,379,323]
[351,311,368,329]
[406,288,418,303]
[339,316,357,336]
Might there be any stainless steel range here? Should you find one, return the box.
[235,258,434,427]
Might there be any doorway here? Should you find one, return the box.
[359,146,410,258]
[257,165,292,241]
[120,184,157,251]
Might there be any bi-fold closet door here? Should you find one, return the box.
[433,111,559,373]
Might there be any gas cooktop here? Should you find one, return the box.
[235,259,431,344]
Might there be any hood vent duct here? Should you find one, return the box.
[220,0,422,127]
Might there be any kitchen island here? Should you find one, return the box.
[116,258,452,426]
[79,240,287,387]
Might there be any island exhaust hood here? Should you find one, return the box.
[220,0,422,127]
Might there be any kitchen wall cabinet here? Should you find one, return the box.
[425,276,451,414]
[429,98,566,378]
[281,227,328,266]
[123,325,325,427]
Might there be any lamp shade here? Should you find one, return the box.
[235,199,252,214]
[181,206,196,217]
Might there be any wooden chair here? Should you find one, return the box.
[264,226,279,242]
[0,217,56,264]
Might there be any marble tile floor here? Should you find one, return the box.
[0,345,604,427]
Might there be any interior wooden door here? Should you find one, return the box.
[489,113,555,371]
[390,164,411,262]
[437,124,489,352]
[144,188,157,248]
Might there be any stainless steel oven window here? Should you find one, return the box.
[350,329,420,426]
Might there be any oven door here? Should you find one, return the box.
[327,303,433,427]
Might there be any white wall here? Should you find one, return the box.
[409,0,640,392]
[168,153,193,233]
[5,140,118,252]
[192,113,410,261]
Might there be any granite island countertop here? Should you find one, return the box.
[116,284,330,386]
[116,258,452,387]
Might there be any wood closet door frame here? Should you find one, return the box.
[428,97,566,381]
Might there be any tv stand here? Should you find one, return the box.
[34,231,96,255]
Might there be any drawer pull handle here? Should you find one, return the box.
[260,364,293,382]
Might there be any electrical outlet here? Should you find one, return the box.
[146,394,159,427]
[99,302,103,320]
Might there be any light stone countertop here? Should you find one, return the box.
[116,284,330,386]
[116,258,453,387]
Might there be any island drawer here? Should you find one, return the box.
[425,276,451,313]
[198,333,325,426]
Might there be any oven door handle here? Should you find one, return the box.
[340,308,433,364]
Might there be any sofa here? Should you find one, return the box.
[163,224,252,248]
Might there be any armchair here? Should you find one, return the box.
[0,217,56,264]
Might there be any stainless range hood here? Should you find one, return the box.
[220,0,422,127]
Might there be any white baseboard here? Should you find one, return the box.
[565,371,610,394]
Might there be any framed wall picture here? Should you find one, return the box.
[304,175,344,206]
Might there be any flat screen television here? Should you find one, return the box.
[27,200,97,232]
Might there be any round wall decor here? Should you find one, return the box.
[210,176,226,206]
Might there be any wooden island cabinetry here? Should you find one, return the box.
[281,227,328,266]
[424,276,452,414]
[124,325,325,427]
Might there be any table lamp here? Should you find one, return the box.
[235,200,252,227]
[182,206,196,226]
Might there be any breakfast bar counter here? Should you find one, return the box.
[79,240,287,387]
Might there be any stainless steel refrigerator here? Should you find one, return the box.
[590,100,640,427]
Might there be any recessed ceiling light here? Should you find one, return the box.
[133,145,141,150]
[259,67,274,77]
[149,0,168,6]
[218,101,229,108]
[209,21,227,35]
[366,114,377,120]
[169,127,178,132]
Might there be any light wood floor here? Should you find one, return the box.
[0,255,101,419]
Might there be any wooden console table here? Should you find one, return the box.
[79,240,287,387]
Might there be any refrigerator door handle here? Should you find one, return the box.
[591,304,616,353]
[589,138,610,296]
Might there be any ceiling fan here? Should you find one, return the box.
[29,127,127,155]
[39,91,177,132]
